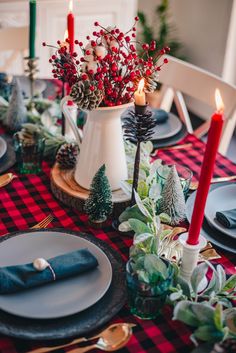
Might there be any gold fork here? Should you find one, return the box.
[31,214,54,229]
[1,214,54,236]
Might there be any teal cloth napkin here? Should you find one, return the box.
[0,249,98,294]
[216,208,236,229]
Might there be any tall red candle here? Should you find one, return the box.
[187,89,224,245]
[67,0,74,54]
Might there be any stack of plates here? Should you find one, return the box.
[186,183,236,253]
[0,229,126,341]
[151,110,187,149]
[0,135,16,174]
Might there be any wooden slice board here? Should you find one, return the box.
[50,164,130,218]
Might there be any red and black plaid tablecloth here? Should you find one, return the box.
[0,133,236,353]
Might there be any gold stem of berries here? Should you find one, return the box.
[43,16,170,107]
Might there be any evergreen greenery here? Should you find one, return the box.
[138,0,185,60]
[84,164,113,222]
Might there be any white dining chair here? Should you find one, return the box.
[0,26,28,74]
[155,55,236,156]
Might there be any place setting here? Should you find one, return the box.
[186,182,236,253]
[0,0,236,353]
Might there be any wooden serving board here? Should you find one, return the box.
[50,164,130,218]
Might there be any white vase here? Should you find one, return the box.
[61,97,130,191]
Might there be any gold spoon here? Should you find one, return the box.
[189,175,236,191]
[27,323,136,353]
[0,173,17,188]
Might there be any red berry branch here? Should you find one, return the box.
[43,17,169,109]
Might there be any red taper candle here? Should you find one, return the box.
[67,0,74,54]
[187,89,225,245]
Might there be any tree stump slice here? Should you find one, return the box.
[50,164,130,219]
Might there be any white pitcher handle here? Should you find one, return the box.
[60,96,83,147]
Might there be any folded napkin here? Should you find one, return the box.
[153,109,169,124]
[215,208,236,229]
[0,249,98,294]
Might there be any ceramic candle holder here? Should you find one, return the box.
[179,232,207,283]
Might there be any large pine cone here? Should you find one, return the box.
[211,339,236,353]
[56,143,79,170]
[144,71,159,93]
[70,80,103,110]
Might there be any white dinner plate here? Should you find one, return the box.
[0,231,112,319]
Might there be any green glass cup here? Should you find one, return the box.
[13,133,45,174]
[126,259,175,320]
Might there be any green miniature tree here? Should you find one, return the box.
[84,164,113,222]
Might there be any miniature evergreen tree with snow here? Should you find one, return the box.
[160,165,186,225]
[84,164,113,222]
[6,78,27,132]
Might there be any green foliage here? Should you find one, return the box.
[138,0,186,60]
[169,262,236,343]
[84,164,113,222]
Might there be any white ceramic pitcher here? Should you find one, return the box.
[61,96,130,191]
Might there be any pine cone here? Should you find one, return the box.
[123,108,156,143]
[70,80,103,110]
[144,72,159,93]
[211,339,236,353]
[56,143,79,170]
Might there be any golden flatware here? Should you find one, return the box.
[27,323,136,353]
[1,215,54,237]
[190,175,236,191]
[0,173,17,188]
[159,143,193,151]
[31,214,54,229]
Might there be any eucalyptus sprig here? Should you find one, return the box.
[169,262,236,344]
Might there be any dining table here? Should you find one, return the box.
[0,125,236,353]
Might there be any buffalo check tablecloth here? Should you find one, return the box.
[0,131,235,353]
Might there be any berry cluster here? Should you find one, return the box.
[43,17,169,108]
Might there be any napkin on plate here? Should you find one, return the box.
[152,109,169,124]
[0,249,98,294]
[215,208,236,229]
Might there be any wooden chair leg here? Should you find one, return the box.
[218,109,236,156]
[174,90,193,133]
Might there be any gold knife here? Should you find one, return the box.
[0,173,17,188]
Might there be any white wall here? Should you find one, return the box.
[138,0,233,75]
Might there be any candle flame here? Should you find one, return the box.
[69,0,73,12]
[138,78,145,94]
[215,89,224,113]
[64,29,68,41]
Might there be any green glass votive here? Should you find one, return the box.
[157,163,193,195]
[13,132,45,174]
[126,259,175,320]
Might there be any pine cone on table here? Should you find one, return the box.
[144,71,159,93]
[70,80,103,110]
[210,339,236,353]
[56,143,79,170]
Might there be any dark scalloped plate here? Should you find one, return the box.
[0,228,126,341]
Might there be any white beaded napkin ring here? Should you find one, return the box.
[33,258,56,281]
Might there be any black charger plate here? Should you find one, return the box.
[0,228,126,341]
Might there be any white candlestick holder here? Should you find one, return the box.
[179,232,207,283]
